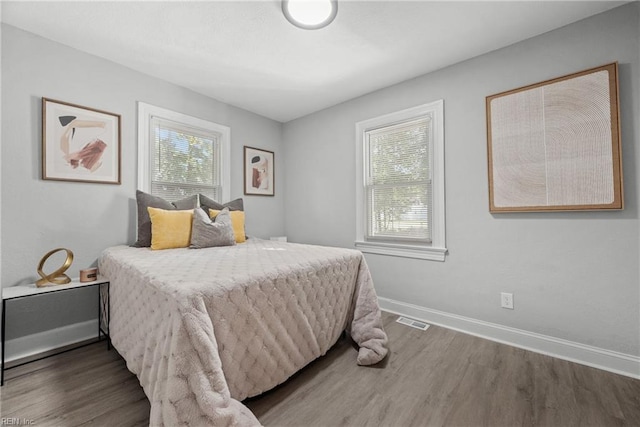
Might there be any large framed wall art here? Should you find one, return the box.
[42,98,121,184]
[486,63,623,212]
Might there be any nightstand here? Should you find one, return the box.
[1,278,110,386]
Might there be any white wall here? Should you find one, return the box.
[282,3,640,368]
[1,24,285,340]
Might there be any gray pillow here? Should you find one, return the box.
[132,190,198,247]
[190,207,236,249]
[199,194,246,241]
[199,194,244,213]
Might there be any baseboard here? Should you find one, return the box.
[4,319,99,363]
[379,297,640,379]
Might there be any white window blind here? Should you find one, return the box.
[365,116,432,243]
[150,117,222,202]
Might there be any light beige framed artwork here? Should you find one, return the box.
[486,63,623,212]
[42,98,121,184]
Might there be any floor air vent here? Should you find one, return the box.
[396,316,430,331]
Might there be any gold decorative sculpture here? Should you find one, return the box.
[36,248,74,287]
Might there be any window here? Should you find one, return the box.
[355,100,446,261]
[137,103,230,202]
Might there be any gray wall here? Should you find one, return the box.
[2,4,638,360]
[282,3,639,356]
[1,24,285,339]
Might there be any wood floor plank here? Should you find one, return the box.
[1,343,150,425]
[1,311,639,427]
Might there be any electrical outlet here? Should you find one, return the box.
[501,292,514,309]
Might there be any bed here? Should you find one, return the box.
[99,238,389,426]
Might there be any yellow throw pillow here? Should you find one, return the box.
[147,207,194,250]
[209,209,246,243]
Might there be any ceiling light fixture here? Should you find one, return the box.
[282,0,338,30]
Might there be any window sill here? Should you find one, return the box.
[354,241,447,261]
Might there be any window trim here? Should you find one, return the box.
[137,102,230,199]
[355,100,446,261]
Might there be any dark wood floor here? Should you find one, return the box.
[1,312,639,426]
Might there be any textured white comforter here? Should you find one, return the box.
[99,239,388,426]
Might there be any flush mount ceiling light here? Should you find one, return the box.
[282,0,338,30]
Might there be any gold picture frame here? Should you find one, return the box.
[42,98,121,184]
[486,63,623,212]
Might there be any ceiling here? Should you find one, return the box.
[1,1,627,123]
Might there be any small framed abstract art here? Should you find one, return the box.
[42,98,121,184]
[486,63,623,212]
[244,146,274,196]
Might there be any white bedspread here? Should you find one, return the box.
[99,239,388,426]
